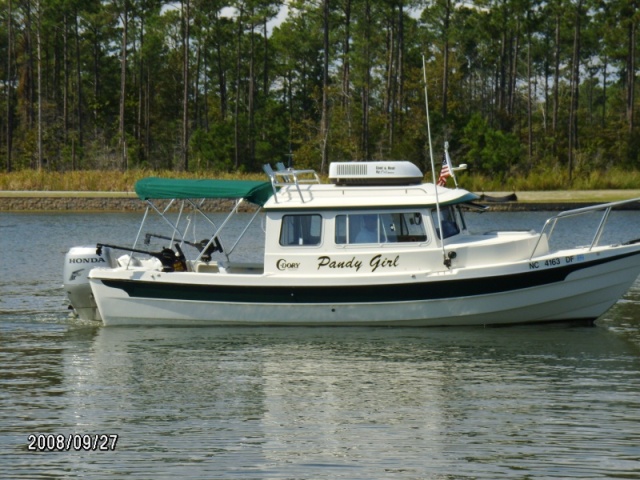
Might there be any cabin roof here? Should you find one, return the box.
[263,183,479,210]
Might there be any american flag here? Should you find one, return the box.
[437,155,452,187]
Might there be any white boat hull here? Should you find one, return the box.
[88,246,640,327]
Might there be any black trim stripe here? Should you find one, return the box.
[101,251,640,304]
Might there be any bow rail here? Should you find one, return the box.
[530,197,640,259]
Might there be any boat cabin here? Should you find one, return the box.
[255,161,542,276]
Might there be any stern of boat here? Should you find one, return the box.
[63,246,116,321]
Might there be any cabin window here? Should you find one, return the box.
[335,212,427,244]
[432,206,461,239]
[279,214,322,246]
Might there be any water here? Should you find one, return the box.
[2,211,640,479]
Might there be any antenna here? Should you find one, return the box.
[422,55,449,268]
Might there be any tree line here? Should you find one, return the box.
[1,0,639,184]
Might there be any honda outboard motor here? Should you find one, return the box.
[63,246,115,321]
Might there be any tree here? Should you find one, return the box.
[115,0,129,170]
[1,0,640,182]
[567,0,584,182]
[181,0,190,171]
[35,0,42,170]
[320,0,329,172]
[5,0,15,172]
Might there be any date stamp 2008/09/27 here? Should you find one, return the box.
[27,434,119,452]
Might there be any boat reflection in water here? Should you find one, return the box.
[51,324,640,478]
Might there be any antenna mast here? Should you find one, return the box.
[422,55,449,268]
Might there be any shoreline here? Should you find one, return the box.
[1,190,640,212]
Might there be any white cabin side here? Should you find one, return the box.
[261,204,545,277]
[262,207,448,276]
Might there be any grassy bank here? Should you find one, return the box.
[0,169,266,192]
[460,167,640,192]
[2,166,640,194]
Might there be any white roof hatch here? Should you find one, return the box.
[329,161,423,186]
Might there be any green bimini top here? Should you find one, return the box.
[135,177,274,206]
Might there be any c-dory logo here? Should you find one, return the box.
[276,259,300,271]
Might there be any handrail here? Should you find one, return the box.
[529,197,640,259]
[263,163,321,203]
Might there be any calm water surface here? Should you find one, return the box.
[1,211,640,479]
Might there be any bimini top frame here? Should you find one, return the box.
[123,177,271,266]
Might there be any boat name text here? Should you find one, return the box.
[317,254,399,273]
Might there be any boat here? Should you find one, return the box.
[478,192,518,203]
[63,161,640,327]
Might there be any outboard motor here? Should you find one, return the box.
[63,246,115,321]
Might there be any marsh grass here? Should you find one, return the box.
[2,166,640,192]
[0,169,265,192]
[455,167,640,192]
